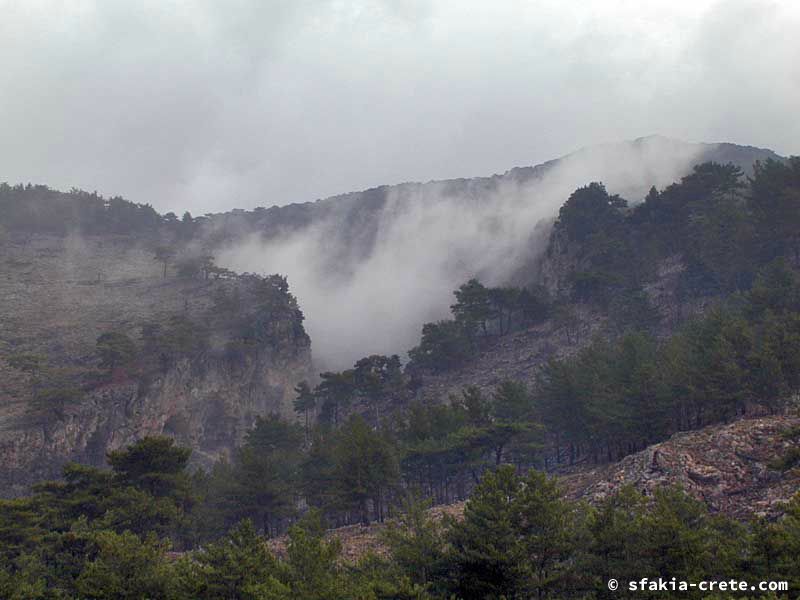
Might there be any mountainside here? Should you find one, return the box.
[0,229,312,496]
[211,136,783,368]
[410,253,711,405]
[269,414,800,564]
[2,140,800,599]
[206,136,780,248]
[561,414,800,519]
[0,136,791,498]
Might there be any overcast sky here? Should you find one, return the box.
[1,0,798,214]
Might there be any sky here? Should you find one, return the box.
[0,0,799,215]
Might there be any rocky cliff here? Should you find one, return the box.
[561,414,800,519]
[0,231,313,496]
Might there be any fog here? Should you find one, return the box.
[2,0,798,368]
[219,136,706,368]
[1,1,798,214]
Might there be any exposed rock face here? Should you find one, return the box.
[561,415,800,519]
[0,233,313,496]
[413,304,606,404]
[265,416,800,564]
[264,416,800,564]
[0,138,786,496]
[0,348,312,496]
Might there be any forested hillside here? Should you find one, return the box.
[2,150,800,598]
[0,186,313,494]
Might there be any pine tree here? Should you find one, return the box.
[293,381,316,440]
[172,519,285,599]
[381,495,446,587]
[332,416,399,524]
[446,465,523,600]
[451,278,493,339]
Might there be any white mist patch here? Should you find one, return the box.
[218,137,706,369]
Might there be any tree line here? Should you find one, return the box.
[3,156,800,596]
[407,279,552,374]
[183,256,800,538]
[550,158,800,306]
[3,442,800,599]
[0,182,204,238]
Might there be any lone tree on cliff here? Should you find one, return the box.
[153,245,176,278]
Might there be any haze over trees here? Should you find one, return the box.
[2,156,800,597]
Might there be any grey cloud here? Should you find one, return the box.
[1,0,798,216]
[218,136,712,368]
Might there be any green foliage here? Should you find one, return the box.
[750,157,800,261]
[518,284,552,324]
[408,319,473,373]
[445,465,523,599]
[0,183,163,236]
[536,270,800,465]
[381,495,446,588]
[587,485,648,596]
[315,369,355,427]
[140,315,210,372]
[409,281,552,374]
[768,447,800,472]
[74,530,170,600]
[331,416,399,524]
[282,512,351,600]
[171,519,285,600]
[446,465,581,599]
[107,436,191,498]
[96,332,137,372]
[0,498,46,563]
[175,255,202,279]
[545,160,800,304]
[353,354,404,424]
[0,553,48,600]
[451,278,493,338]
[4,436,800,600]
[293,380,316,431]
[5,159,800,597]
[153,245,176,278]
[537,331,672,463]
[685,183,754,292]
[194,415,304,538]
[222,274,309,353]
[554,182,626,244]
[607,288,661,333]
[31,385,83,414]
[747,259,800,317]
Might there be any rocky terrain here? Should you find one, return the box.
[412,304,606,404]
[561,414,800,519]
[269,414,800,563]
[0,137,787,496]
[412,255,713,405]
[0,232,313,495]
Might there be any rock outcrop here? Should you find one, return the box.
[561,414,800,519]
[266,415,800,564]
[0,232,313,495]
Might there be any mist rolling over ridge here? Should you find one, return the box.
[216,136,778,368]
[6,1,800,592]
